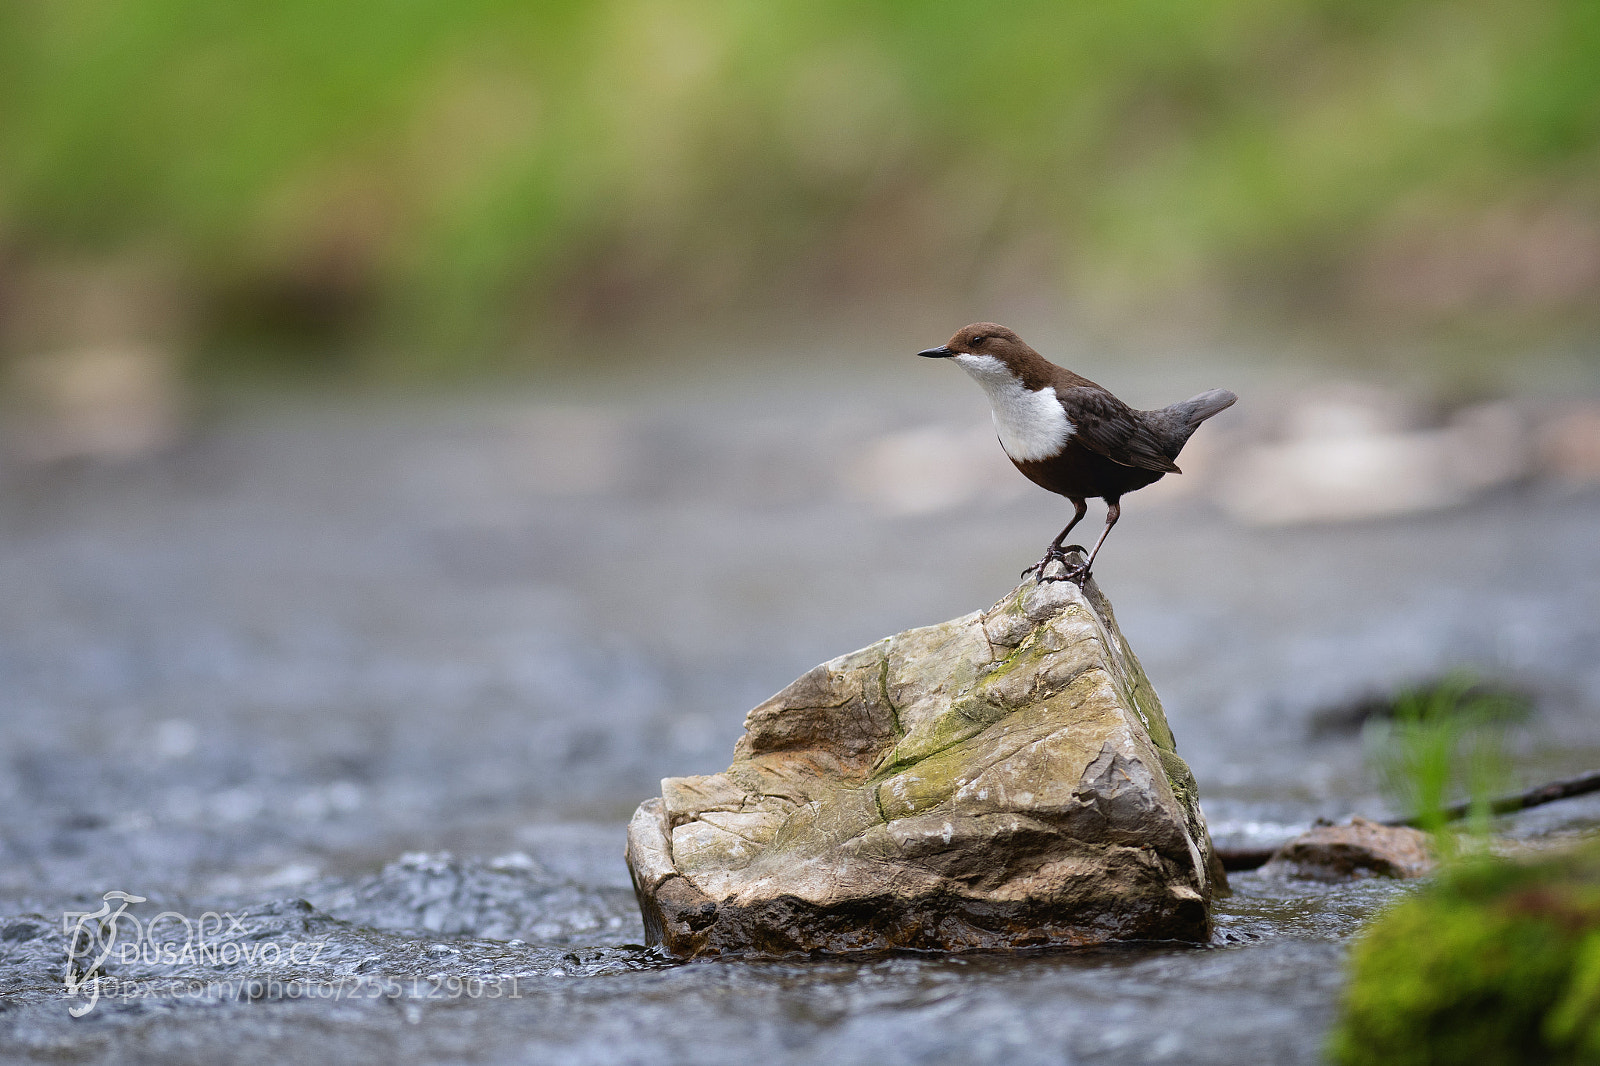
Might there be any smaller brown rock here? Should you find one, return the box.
[1260,817,1434,881]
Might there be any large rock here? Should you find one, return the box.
[626,561,1223,957]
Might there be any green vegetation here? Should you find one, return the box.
[1330,840,1600,1066]
[2,0,1599,365]
[1336,675,1599,1064]
[1365,672,1530,849]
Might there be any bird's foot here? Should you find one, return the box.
[1020,555,1058,581]
[1021,545,1086,582]
[1039,562,1091,588]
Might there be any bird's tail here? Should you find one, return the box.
[1168,388,1237,428]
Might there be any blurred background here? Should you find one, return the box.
[4,0,1600,380]
[2,3,1599,1059]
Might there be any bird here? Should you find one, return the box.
[919,322,1236,587]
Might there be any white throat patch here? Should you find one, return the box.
[953,354,1074,462]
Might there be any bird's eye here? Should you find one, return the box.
[971,335,985,346]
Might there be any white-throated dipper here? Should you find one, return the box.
[919,322,1236,586]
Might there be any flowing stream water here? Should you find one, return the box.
[2,355,1597,1063]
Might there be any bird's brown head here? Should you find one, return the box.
[918,322,1023,358]
[917,322,1047,381]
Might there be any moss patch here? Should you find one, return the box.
[1330,839,1600,1066]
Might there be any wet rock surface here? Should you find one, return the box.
[629,567,1220,955]
[1260,817,1435,880]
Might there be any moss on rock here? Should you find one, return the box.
[1330,839,1600,1066]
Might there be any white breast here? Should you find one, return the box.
[953,354,1074,462]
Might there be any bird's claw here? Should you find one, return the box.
[1020,556,1059,580]
[1038,563,1090,588]
[1022,545,1089,583]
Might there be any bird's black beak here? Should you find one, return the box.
[917,345,955,358]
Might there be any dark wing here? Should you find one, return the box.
[1059,386,1182,473]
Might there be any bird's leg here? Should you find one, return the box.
[1048,499,1121,587]
[1022,498,1088,581]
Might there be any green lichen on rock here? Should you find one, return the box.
[1330,839,1600,1066]
[626,560,1223,957]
